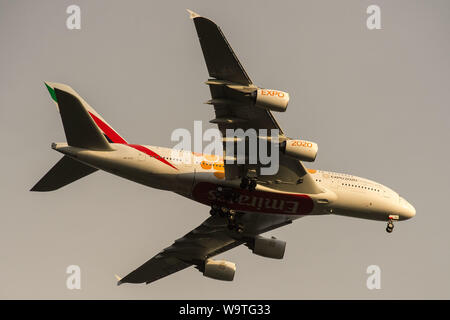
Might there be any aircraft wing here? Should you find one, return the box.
[118,212,293,285]
[189,10,322,194]
[189,9,283,135]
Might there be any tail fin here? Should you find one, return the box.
[32,82,128,192]
[31,156,97,191]
[44,82,127,149]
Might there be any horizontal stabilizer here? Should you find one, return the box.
[31,156,97,192]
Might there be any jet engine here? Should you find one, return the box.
[281,139,318,162]
[203,259,236,281]
[253,88,289,112]
[252,236,286,259]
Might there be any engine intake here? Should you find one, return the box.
[282,139,318,162]
[203,259,236,281]
[252,236,286,259]
[254,88,289,112]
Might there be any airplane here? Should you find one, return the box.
[31,10,416,285]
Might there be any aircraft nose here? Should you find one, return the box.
[405,202,416,219]
[399,197,416,220]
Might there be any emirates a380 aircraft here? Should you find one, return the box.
[31,10,415,285]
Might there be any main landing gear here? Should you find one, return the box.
[240,177,257,191]
[386,215,399,233]
[226,209,245,234]
[209,186,244,233]
[209,205,244,234]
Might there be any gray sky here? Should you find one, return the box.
[1,0,449,299]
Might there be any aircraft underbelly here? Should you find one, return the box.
[191,181,317,216]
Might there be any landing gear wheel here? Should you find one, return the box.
[226,209,236,222]
[225,210,243,233]
[386,220,395,233]
[248,180,257,191]
[227,222,244,233]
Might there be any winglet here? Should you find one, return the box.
[44,81,58,103]
[186,9,200,19]
[115,274,123,286]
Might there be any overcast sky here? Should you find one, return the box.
[1,0,449,299]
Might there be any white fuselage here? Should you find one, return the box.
[53,143,416,223]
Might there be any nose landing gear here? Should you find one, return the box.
[386,221,394,233]
[386,215,399,233]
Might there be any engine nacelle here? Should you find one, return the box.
[282,139,318,162]
[203,259,236,281]
[252,236,286,259]
[254,88,289,112]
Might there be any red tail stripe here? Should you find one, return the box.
[128,144,178,170]
[88,111,177,170]
[88,112,127,144]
